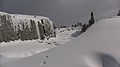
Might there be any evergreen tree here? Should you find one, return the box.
[53,24,56,37]
[81,24,88,33]
[117,9,120,16]
[17,24,22,39]
[24,22,30,40]
[0,24,4,42]
[71,25,74,27]
[41,19,44,24]
[7,16,15,41]
[1,15,10,42]
[77,22,82,27]
[89,12,95,26]
[43,20,52,37]
[21,22,25,41]
[30,20,38,40]
[38,21,45,40]
[0,15,15,42]
[14,26,19,40]
[74,24,77,27]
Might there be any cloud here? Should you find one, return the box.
[0,0,119,26]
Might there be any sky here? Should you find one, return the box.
[0,0,119,26]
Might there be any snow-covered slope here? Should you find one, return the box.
[0,26,81,64]
[2,16,120,67]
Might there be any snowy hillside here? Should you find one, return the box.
[2,16,120,67]
[0,11,82,65]
[0,25,81,64]
[0,11,55,43]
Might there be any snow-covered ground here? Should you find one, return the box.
[1,16,120,67]
[0,27,81,64]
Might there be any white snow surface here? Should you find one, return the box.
[0,26,81,64]
[0,11,81,65]
[1,16,120,67]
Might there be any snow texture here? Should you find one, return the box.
[1,16,120,67]
[0,25,81,65]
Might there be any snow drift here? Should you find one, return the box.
[0,11,55,43]
[2,16,120,67]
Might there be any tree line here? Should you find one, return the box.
[59,11,95,33]
[0,15,56,43]
[73,8,120,33]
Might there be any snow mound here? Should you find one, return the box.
[2,16,120,67]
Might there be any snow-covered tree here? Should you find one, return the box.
[38,21,45,40]
[0,11,56,43]
[30,20,38,40]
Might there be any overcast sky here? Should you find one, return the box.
[0,0,119,26]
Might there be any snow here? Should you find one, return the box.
[1,16,120,67]
[0,12,8,16]
[0,11,81,66]
[0,26,81,64]
[51,28,81,45]
[0,40,55,58]
[10,14,51,28]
